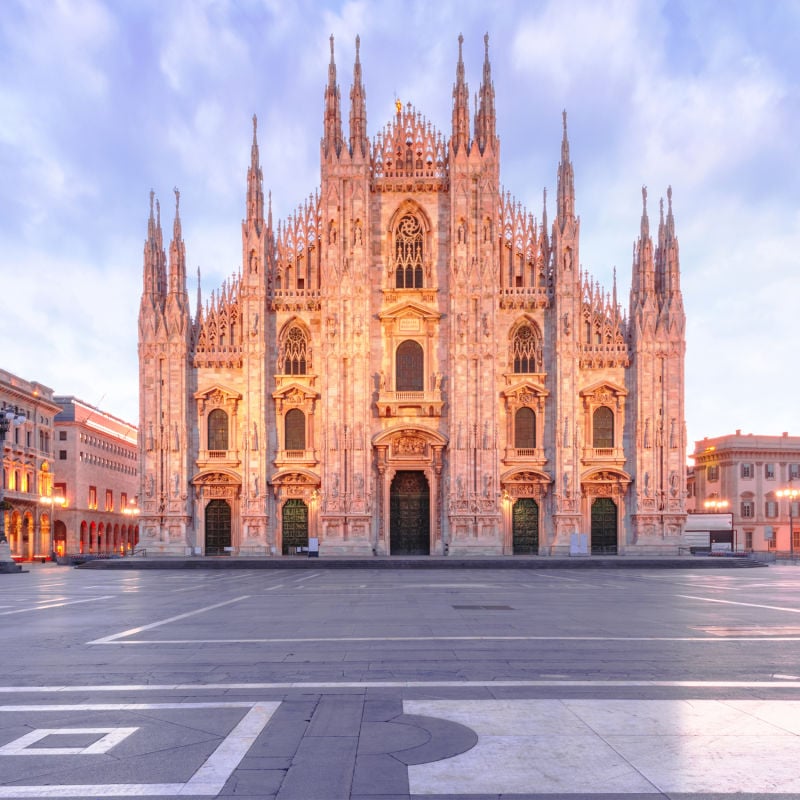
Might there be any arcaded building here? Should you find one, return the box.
[138,36,687,557]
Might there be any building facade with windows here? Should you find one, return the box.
[1,369,60,560]
[53,397,140,556]
[691,431,800,553]
[138,36,687,557]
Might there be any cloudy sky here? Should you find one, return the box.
[1,0,797,457]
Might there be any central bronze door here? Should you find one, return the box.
[282,499,309,555]
[591,497,618,554]
[512,498,539,554]
[390,470,430,555]
[205,499,232,555]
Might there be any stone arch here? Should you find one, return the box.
[509,317,543,374]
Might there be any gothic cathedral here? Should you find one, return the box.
[138,35,686,557]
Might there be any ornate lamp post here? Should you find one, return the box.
[775,487,799,558]
[1,405,27,573]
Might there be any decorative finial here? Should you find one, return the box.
[174,186,180,213]
[149,189,154,216]
[252,113,257,142]
[667,185,673,211]
[562,109,567,132]
[329,33,335,62]
[484,32,489,56]
[355,34,360,61]
[641,185,647,212]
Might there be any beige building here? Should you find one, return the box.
[53,397,139,556]
[0,369,60,561]
[138,35,687,557]
[691,431,800,554]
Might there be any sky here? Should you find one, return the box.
[1,0,798,458]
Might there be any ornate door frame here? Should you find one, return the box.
[191,470,241,555]
[373,426,447,555]
[499,469,551,554]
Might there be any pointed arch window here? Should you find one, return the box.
[512,324,542,373]
[592,406,614,449]
[395,340,424,391]
[285,409,306,451]
[514,408,536,450]
[280,326,309,375]
[394,214,424,288]
[208,409,229,451]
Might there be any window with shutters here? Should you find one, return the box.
[284,408,306,452]
[592,407,614,449]
[395,340,424,391]
[514,408,536,450]
[208,409,229,451]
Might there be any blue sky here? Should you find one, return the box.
[1,0,798,457]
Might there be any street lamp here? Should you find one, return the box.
[703,499,729,512]
[0,405,27,573]
[775,487,799,558]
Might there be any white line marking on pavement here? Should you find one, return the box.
[0,701,279,798]
[86,596,250,644]
[0,596,115,616]
[1,680,800,692]
[678,594,800,613]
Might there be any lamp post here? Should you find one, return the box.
[775,487,798,558]
[0,405,27,573]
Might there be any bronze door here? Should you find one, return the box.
[591,497,618,554]
[205,499,232,555]
[390,471,430,555]
[282,499,309,555]
[512,498,539,554]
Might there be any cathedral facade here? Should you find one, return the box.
[138,35,687,557]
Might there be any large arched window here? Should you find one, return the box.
[592,406,614,449]
[395,340,424,391]
[208,409,229,451]
[280,326,309,375]
[514,408,536,450]
[394,214,424,288]
[285,409,306,451]
[512,324,542,373]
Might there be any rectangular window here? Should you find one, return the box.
[741,501,754,518]
[105,489,113,512]
[54,483,66,500]
[121,492,127,509]
[707,465,719,482]
[59,431,67,441]
[745,531,753,551]
[765,463,775,480]
[790,464,800,480]
[741,463,754,479]
[765,500,778,518]
[88,486,97,510]
[59,450,67,460]
[794,530,800,552]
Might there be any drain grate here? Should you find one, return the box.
[452,604,513,610]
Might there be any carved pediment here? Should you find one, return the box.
[194,384,242,409]
[272,382,320,402]
[501,380,549,403]
[579,380,627,403]
[191,470,241,486]
[379,300,441,323]
[270,469,319,487]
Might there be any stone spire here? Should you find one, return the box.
[323,34,343,159]
[168,187,187,297]
[556,110,575,229]
[246,114,264,233]
[348,35,368,159]
[661,186,683,306]
[142,190,167,304]
[451,33,470,155]
[630,185,656,322]
[474,33,496,155]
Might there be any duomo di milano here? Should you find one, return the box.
[138,35,687,557]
